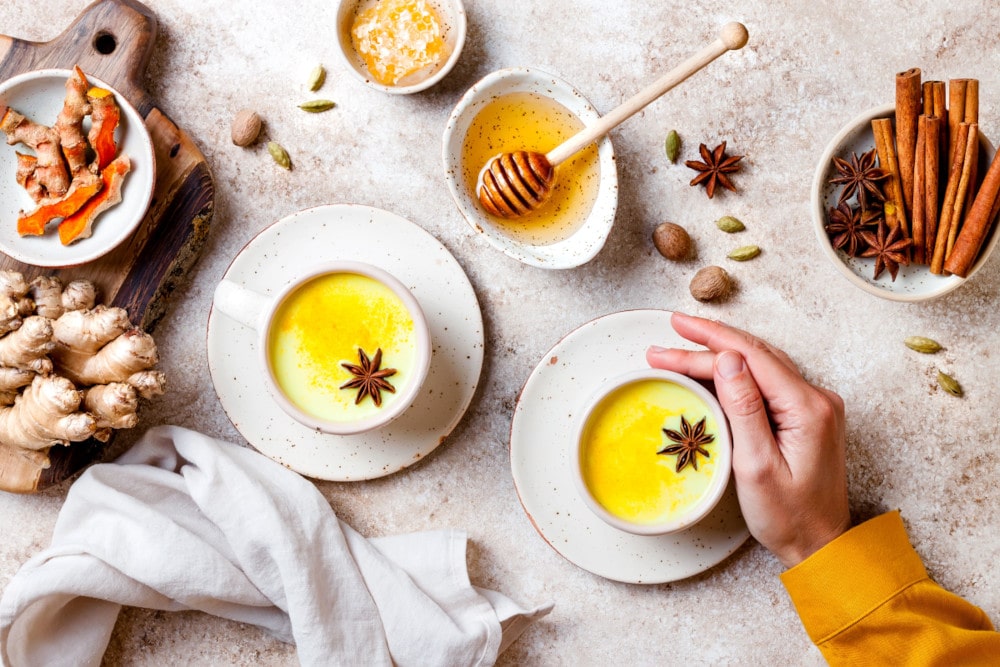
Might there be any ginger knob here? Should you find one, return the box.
[230,109,262,147]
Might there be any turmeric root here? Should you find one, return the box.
[87,87,120,171]
[14,153,45,203]
[1,105,71,199]
[16,176,103,237]
[0,375,96,450]
[58,154,131,245]
[55,66,94,178]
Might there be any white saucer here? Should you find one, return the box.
[207,204,484,481]
[510,309,750,584]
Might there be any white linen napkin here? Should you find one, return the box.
[0,425,552,667]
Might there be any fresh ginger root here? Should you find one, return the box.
[0,273,164,462]
[0,375,96,451]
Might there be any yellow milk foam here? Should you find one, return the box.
[581,379,719,525]
[268,272,416,422]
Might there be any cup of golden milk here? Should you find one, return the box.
[573,369,732,536]
[213,261,431,435]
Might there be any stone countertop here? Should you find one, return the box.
[2,0,999,664]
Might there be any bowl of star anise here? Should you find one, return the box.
[812,102,999,302]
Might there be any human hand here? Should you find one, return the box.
[646,312,851,568]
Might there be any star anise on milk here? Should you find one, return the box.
[859,219,912,281]
[658,415,715,473]
[830,149,887,209]
[825,201,881,257]
[340,347,397,407]
[685,141,743,198]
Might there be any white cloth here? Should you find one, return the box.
[0,426,551,667]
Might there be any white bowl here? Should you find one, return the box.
[442,67,619,269]
[812,103,999,302]
[334,0,467,95]
[571,369,732,536]
[0,68,155,268]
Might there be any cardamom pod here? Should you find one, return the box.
[267,141,292,170]
[727,245,761,261]
[665,130,681,164]
[904,336,942,354]
[715,215,746,233]
[307,65,326,92]
[937,370,963,397]
[298,99,336,113]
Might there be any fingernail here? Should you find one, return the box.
[717,350,744,379]
[648,345,668,353]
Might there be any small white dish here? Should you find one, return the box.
[442,67,619,269]
[510,309,749,584]
[812,103,999,302]
[334,0,467,94]
[207,204,484,481]
[0,68,155,268]
[572,368,732,536]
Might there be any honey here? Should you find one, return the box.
[461,92,602,245]
[351,0,448,87]
[580,379,720,526]
[267,272,418,423]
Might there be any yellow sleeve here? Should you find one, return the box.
[780,511,999,665]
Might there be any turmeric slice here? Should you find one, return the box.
[87,87,120,171]
[58,154,130,245]
[1,105,71,199]
[17,178,104,237]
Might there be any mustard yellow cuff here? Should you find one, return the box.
[780,510,928,644]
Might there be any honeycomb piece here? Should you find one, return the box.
[351,0,447,86]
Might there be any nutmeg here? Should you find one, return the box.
[231,109,262,147]
[652,222,692,261]
[689,266,733,302]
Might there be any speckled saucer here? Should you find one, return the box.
[207,204,484,481]
[510,309,749,584]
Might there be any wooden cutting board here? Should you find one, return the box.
[0,0,214,493]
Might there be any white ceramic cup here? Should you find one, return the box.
[212,261,431,435]
[572,369,732,536]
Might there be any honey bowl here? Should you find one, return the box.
[334,0,467,94]
[442,67,619,269]
[572,369,732,536]
[212,261,432,436]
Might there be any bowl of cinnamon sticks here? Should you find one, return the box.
[812,69,1000,302]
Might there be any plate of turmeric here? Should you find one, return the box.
[0,67,155,268]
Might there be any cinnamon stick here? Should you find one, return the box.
[946,124,978,261]
[922,115,941,265]
[911,118,926,263]
[896,68,922,216]
[949,79,969,163]
[962,79,980,228]
[872,118,908,236]
[926,81,947,181]
[944,148,1000,277]
[930,123,975,274]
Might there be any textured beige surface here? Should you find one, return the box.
[2,0,1000,664]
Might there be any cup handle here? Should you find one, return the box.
[212,279,270,330]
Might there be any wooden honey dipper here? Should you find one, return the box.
[477,22,749,219]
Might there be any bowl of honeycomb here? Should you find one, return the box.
[335,0,467,94]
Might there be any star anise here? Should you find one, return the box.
[685,141,743,199]
[859,219,912,281]
[340,347,397,407]
[658,415,715,473]
[829,149,887,208]
[825,201,881,257]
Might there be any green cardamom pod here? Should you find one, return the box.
[267,141,292,170]
[716,215,746,233]
[937,370,963,397]
[904,336,942,354]
[298,99,336,113]
[664,130,681,163]
[727,245,761,261]
[307,65,326,92]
